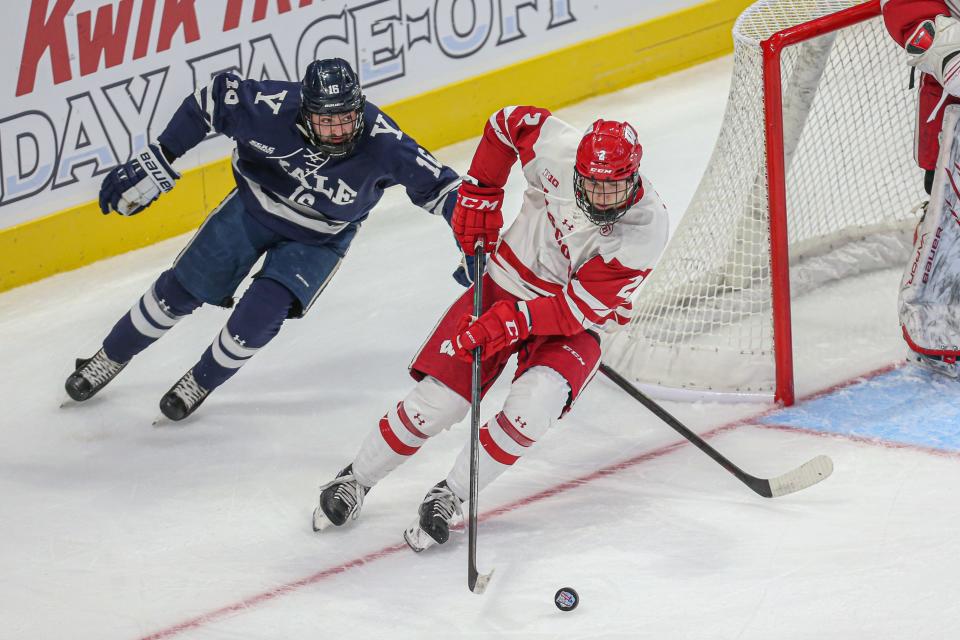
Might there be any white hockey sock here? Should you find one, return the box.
[446,366,570,500]
[352,376,468,488]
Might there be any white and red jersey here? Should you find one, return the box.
[467,106,669,336]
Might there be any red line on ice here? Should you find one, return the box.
[135,360,937,640]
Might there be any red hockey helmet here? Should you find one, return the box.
[574,119,643,225]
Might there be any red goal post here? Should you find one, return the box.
[603,0,925,405]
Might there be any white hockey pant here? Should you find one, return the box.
[352,376,470,487]
[445,366,570,501]
[351,367,571,495]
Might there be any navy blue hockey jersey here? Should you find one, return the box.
[157,72,461,244]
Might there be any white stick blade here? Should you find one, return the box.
[768,455,834,497]
[470,570,494,594]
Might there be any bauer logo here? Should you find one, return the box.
[249,140,276,154]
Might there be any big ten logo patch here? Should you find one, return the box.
[542,168,559,189]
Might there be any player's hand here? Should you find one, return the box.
[451,181,504,256]
[99,143,179,216]
[452,252,478,287]
[453,300,530,362]
[907,16,960,99]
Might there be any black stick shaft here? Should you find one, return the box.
[599,363,773,498]
[468,247,487,590]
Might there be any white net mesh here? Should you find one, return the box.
[603,0,925,399]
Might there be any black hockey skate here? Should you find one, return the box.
[403,480,463,552]
[158,369,210,421]
[312,464,370,532]
[64,348,128,402]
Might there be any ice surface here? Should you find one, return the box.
[2,57,958,639]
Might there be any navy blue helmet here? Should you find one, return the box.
[298,58,366,157]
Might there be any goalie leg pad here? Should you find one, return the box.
[352,376,469,487]
[899,104,960,364]
[445,366,570,500]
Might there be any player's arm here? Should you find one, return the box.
[449,106,554,260]
[99,72,244,216]
[882,0,951,46]
[882,1,960,101]
[372,110,462,219]
[452,256,651,361]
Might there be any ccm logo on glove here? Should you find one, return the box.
[458,196,501,210]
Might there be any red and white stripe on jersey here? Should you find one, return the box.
[521,255,651,336]
[490,239,564,297]
[468,105,553,187]
[881,0,953,46]
[478,412,536,465]
[378,401,429,456]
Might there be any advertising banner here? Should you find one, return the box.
[0,0,702,229]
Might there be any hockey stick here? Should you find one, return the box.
[468,245,493,594]
[599,364,833,498]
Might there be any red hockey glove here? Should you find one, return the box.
[453,301,530,362]
[451,181,504,256]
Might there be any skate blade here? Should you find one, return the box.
[312,507,334,532]
[152,414,174,427]
[403,523,438,553]
[908,352,959,378]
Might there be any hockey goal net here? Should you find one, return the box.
[603,0,925,405]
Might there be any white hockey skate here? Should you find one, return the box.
[906,349,959,378]
[403,481,463,552]
[312,464,369,531]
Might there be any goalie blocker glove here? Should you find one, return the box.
[99,143,179,216]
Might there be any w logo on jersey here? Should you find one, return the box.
[440,340,456,357]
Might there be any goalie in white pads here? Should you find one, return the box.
[899,104,960,375]
[884,1,960,373]
[311,106,668,551]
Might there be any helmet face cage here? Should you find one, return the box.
[298,58,366,157]
[573,171,641,226]
[573,119,643,226]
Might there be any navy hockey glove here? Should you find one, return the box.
[99,143,179,216]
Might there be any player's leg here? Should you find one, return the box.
[901,100,960,376]
[405,332,601,551]
[159,224,360,421]
[312,376,470,531]
[313,275,514,531]
[65,191,252,402]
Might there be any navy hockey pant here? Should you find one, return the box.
[100,189,355,391]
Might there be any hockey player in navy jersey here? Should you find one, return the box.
[64,58,462,421]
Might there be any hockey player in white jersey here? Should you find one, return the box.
[311,106,668,550]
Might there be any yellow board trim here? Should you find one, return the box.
[0,0,750,293]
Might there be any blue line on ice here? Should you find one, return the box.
[758,366,960,452]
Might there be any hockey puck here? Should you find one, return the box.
[554,587,579,611]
